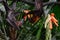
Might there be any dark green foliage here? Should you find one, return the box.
[0,0,60,40]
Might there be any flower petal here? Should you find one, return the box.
[49,20,53,30]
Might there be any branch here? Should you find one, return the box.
[20,0,60,7]
[19,0,35,5]
[2,0,10,12]
[35,0,43,10]
[11,2,16,10]
[6,18,20,30]
[13,12,20,16]
[10,0,17,10]
[43,2,60,7]
[0,0,2,2]
[0,9,4,13]
[6,11,20,30]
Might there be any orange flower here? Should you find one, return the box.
[51,13,58,26]
[49,13,58,29]
[49,20,53,29]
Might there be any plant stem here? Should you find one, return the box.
[45,22,52,40]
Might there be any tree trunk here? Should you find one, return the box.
[9,27,16,40]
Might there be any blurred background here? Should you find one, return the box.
[0,0,60,40]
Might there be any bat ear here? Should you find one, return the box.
[23,10,31,14]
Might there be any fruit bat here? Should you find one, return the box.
[23,9,44,23]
